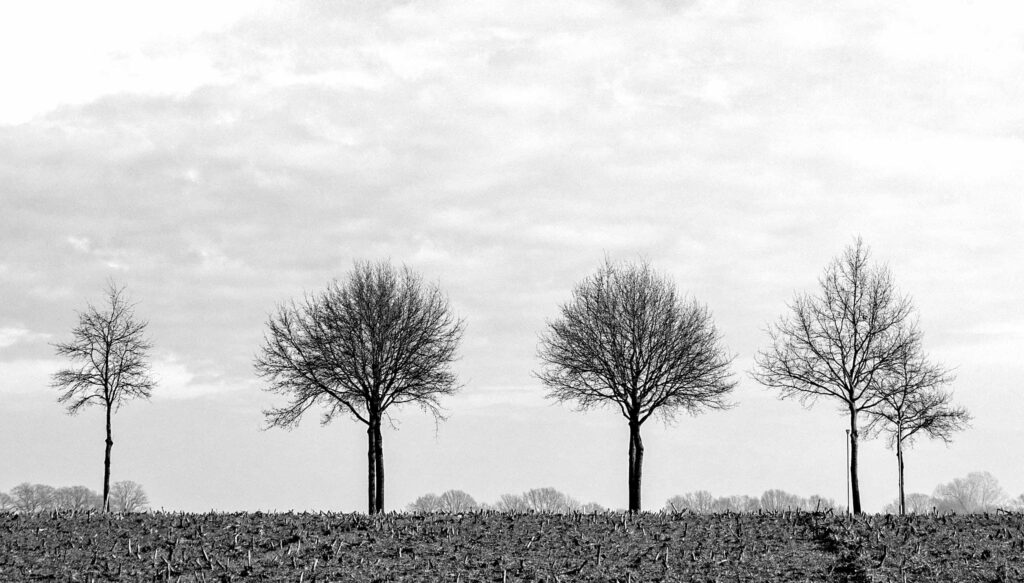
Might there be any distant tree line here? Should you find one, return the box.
[883,471,1018,514]
[406,488,606,514]
[403,473,1024,516]
[665,490,838,514]
[0,481,149,513]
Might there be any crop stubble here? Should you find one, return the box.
[1,510,1021,582]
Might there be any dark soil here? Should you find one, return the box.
[1,510,1020,582]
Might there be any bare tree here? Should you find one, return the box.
[407,493,443,513]
[494,494,530,512]
[255,261,464,514]
[521,487,579,513]
[10,483,55,513]
[712,495,762,513]
[804,494,838,512]
[867,345,969,515]
[537,258,735,512]
[0,492,13,512]
[438,490,478,513]
[53,486,102,511]
[933,471,1006,513]
[108,480,149,512]
[52,282,155,512]
[752,239,917,513]
[760,489,802,512]
[666,491,716,513]
[883,492,935,515]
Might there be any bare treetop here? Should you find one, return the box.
[537,258,735,425]
[257,261,464,429]
[52,282,155,414]
[868,346,968,448]
[753,239,917,414]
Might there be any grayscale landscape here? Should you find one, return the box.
[1,1,1022,581]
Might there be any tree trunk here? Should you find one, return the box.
[627,419,644,513]
[103,404,113,512]
[849,411,862,514]
[896,431,905,516]
[374,420,384,514]
[366,421,377,514]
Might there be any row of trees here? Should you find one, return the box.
[0,481,149,513]
[666,490,837,514]
[887,471,1017,514]
[404,473,1017,516]
[406,487,605,514]
[50,238,969,515]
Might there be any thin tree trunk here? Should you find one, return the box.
[366,421,377,514]
[849,411,862,514]
[628,419,643,513]
[897,433,905,516]
[374,420,384,514]
[103,404,113,512]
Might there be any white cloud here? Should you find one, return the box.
[151,356,252,400]
[0,358,59,395]
[0,326,51,348]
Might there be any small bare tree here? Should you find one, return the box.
[53,486,102,512]
[538,258,735,512]
[760,489,803,512]
[51,282,155,512]
[521,487,579,513]
[438,489,478,513]
[666,491,716,514]
[108,480,149,512]
[256,260,464,514]
[407,493,443,513]
[10,483,55,513]
[495,494,530,512]
[752,239,917,514]
[0,492,13,512]
[868,345,969,515]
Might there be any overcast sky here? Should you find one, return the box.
[1,0,1022,513]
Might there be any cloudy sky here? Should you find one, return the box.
[1,0,1022,513]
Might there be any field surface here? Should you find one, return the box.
[1,510,1021,582]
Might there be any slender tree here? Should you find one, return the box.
[537,258,736,512]
[255,260,463,514]
[868,345,969,515]
[752,238,916,513]
[52,282,155,512]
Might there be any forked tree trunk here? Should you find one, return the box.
[628,418,644,513]
[849,411,862,514]
[374,420,384,514]
[103,405,113,512]
[366,422,377,514]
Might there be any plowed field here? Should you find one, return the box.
[1,510,1021,582]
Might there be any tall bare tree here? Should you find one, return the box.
[868,345,969,515]
[52,282,155,512]
[752,238,917,514]
[255,260,464,514]
[537,258,736,512]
